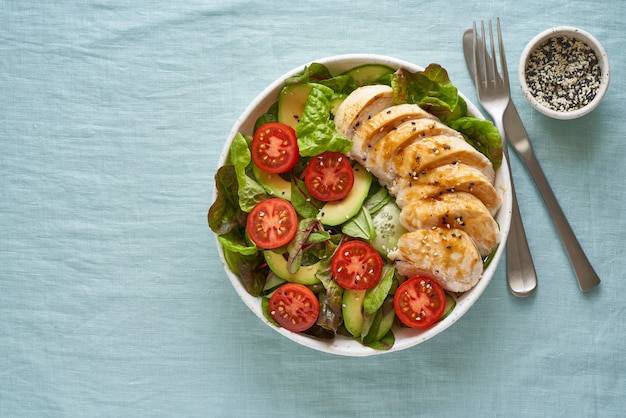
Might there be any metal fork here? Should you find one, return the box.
[472,19,537,296]
[473,19,601,293]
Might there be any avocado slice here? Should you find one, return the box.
[342,289,366,338]
[317,164,372,226]
[252,163,292,200]
[263,250,321,286]
[277,84,312,130]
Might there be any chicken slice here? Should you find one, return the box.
[399,192,500,256]
[349,103,437,163]
[364,119,462,186]
[390,134,495,184]
[388,228,483,293]
[334,85,394,139]
[391,163,502,215]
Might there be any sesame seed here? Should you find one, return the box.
[525,35,601,112]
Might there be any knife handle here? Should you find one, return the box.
[521,148,601,292]
[504,105,601,292]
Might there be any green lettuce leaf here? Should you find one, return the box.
[363,264,395,314]
[229,133,268,212]
[218,230,257,256]
[295,84,352,157]
[341,207,375,240]
[447,117,503,169]
[290,176,323,219]
[391,64,459,116]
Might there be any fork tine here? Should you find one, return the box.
[480,21,492,85]
[475,18,510,90]
[472,21,485,87]
[479,20,494,86]
[472,21,478,84]
[487,20,497,84]
[496,18,509,87]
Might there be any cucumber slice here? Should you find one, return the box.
[329,93,347,116]
[440,292,457,321]
[370,200,408,257]
[342,64,395,87]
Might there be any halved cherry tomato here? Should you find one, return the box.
[251,122,299,174]
[268,283,320,332]
[246,198,297,249]
[394,276,446,329]
[304,151,354,201]
[331,240,383,290]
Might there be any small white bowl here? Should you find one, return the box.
[518,27,610,120]
[215,54,512,356]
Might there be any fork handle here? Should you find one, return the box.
[504,106,601,292]
[500,139,538,296]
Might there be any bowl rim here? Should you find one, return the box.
[214,53,512,356]
[518,26,610,120]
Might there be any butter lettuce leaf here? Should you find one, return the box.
[447,117,503,169]
[295,84,352,157]
[392,64,459,117]
[229,133,268,212]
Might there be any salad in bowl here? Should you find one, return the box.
[208,54,511,356]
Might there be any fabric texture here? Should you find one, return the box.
[1,1,625,416]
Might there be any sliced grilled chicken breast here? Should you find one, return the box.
[334,85,503,292]
[334,85,394,139]
[400,192,500,256]
[365,119,462,185]
[389,228,483,293]
[350,103,437,162]
[390,134,495,185]
[392,163,501,215]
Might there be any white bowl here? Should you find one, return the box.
[518,27,610,120]
[215,54,512,356]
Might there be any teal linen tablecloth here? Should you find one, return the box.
[2,1,625,416]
